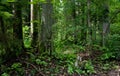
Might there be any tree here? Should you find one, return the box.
[0,2,14,62]
[102,1,110,46]
[87,0,92,45]
[40,0,54,55]
[31,1,40,48]
[80,1,87,45]
[30,0,33,37]
[13,1,24,54]
[0,16,11,61]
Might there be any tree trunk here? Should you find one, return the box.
[30,0,33,37]
[40,0,54,55]
[102,3,109,46]
[0,16,11,62]
[31,3,39,48]
[80,2,87,45]
[72,0,77,44]
[87,0,92,45]
[13,2,24,54]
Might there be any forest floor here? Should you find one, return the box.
[22,51,120,76]
[1,49,120,76]
[21,57,120,76]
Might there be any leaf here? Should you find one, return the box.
[11,63,22,69]
[0,11,13,19]
[35,59,48,66]
[7,0,16,2]
[40,0,45,2]
[35,59,41,65]
[67,65,74,74]
[1,73,10,76]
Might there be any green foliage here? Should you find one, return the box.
[67,60,95,75]
[0,0,120,75]
[11,63,24,75]
[100,34,120,60]
[102,63,110,70]
[107,34,120,59]
[84,61,96,74]
[11,63,22,69]
[67,62,74,74]
[35,58,48,66]
[26,51,36,62]
[1,62,24,76]
[1,73,10,76]
[7,0,16,2]
[101,52,115,60]
[23,26,31,48]
[0,11,13,19]
[53,52,76,62]
[111,23,120,34]
[30,0,46,4]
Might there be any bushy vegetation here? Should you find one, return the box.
[0,0,120,76]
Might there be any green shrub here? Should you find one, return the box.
[101,34,120,60]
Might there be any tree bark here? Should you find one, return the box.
[40,0,54,55]
[87,0,92,45]
[102,3,109,46]
[0,16,11,62]
[31,3,39,48]
[72,0,77,44]
[13,2,24,54]
[30,0,33,37]
[80,2,87,45]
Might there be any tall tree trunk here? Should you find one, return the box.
[92,16,97,43]
[0,16,11,62]
[13,2,24,54]
[102,3,109,46]
[72,0,77,44]
[87,0,92,45]
[30,0,33,37]
[40,0,54,55]
[80,2,87,45]
[25,0,31,27]
[31,3,39,48]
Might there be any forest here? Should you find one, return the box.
[0,0,120,76]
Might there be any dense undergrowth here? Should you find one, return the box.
[0,42,120,76]
[0,1,120,75]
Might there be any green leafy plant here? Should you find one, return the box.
[27,52,36,62]
[84,61,96,74]
[23,26,31,48]
[1,73,10,76]
[35,59,48,66]
[102,34,120,60]
[67,64,74,75]
[102,63,110,70]
[100,52,115,60]
[11,62,24,75]
[11,63,22,69]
